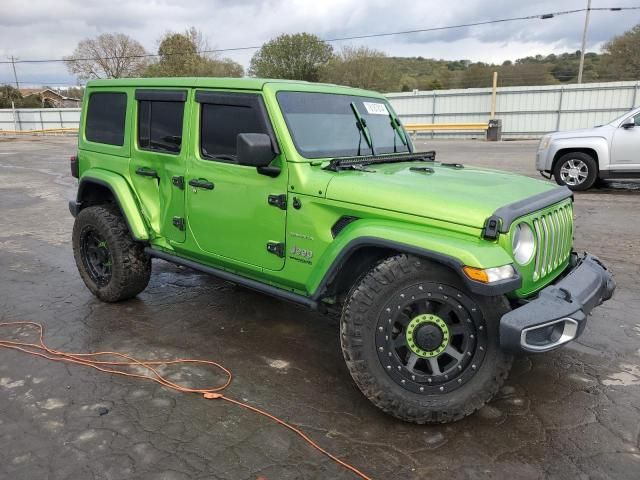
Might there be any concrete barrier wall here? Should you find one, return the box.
[0,108,81,132]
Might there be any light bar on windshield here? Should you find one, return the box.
[324,151,436,172]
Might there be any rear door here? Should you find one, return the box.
[610,111,640,168]
[129,89,190,243]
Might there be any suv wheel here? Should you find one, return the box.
[553,152,598,191]
[340,254,512,424]
[72,204,151,302]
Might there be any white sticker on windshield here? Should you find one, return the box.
[363,102,389,115]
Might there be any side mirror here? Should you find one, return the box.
[237,133,276,167]
[622,122,635,129]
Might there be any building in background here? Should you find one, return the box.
[18,88,81,108]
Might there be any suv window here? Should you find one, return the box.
[634,113,640,127]
[197,92,271,161]
[85,92,127,146]
[138,101,185,154]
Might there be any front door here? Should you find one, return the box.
[129,89,190,244]
[610,111,640,167]
[185,91,287,271]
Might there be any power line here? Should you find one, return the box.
[1,6,638,65]
[0,80,85,86]
[321,7,635,43]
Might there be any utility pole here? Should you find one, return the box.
[578,0,592,84]
[9,56,20,90]
[490,71,498,119]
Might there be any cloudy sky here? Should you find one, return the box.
[1,0,639,87]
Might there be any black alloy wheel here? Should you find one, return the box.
[375,282,488,395]
[79,227,113,287]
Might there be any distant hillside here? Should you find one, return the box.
[385,51,613,92]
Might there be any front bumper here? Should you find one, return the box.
[535,150,547,171]
[500,253,615,353]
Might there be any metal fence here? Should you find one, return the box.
[0,108,81,133]
[386,81,640,139]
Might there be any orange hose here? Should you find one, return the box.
[0,321,371,480]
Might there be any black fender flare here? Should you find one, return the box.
[311,237,521,300]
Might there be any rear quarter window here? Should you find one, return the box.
[85,92,127,146]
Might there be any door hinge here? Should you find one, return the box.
[172,175,185,190]
[172,216,185,231]
[267,194,287,210]
[266,241,285,257]
[482,215,501,240]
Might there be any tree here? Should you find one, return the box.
[399,74,418,92]
[427,79,443,90]
[249,33,333,81]
[0,85,21,108]
[320,46,396,91]
[145,31,199,77]
[58,86,84,100]
[0,85,23,108]
[144,28,243,77]
[64,33,148,80]
[0,85,47,108]
[204,58,242,78]
[602,24,640,80]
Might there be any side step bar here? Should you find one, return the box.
[145,248,318,310]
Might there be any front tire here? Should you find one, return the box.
[553,152,598,191]
[340,254,512,424]
[72,204,151,302]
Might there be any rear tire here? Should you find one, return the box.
[553,152,598,191]
[72,204,151,302]
[340,254,512,424]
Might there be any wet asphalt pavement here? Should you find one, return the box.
[1,136,639,480]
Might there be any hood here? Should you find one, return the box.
[324,162,559,230]
[548,124,614,140]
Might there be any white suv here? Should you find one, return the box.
[536,107,640,190]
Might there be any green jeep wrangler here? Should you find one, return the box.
[69,78,615,424]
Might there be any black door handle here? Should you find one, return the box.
[188,178,214,190]
[136,167,159,179]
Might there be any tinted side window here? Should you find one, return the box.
[138,101,185,154]
[200,102,269,160]
[85,92,127,146]
[634,113,640,126]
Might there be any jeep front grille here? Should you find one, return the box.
[531,202,573,281]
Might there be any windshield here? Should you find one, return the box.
[277,91,410,159]
[608,107,640,126]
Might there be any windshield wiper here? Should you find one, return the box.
[389,113,408,152]
[350,102,375,156]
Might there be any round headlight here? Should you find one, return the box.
[512,223,535,265]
